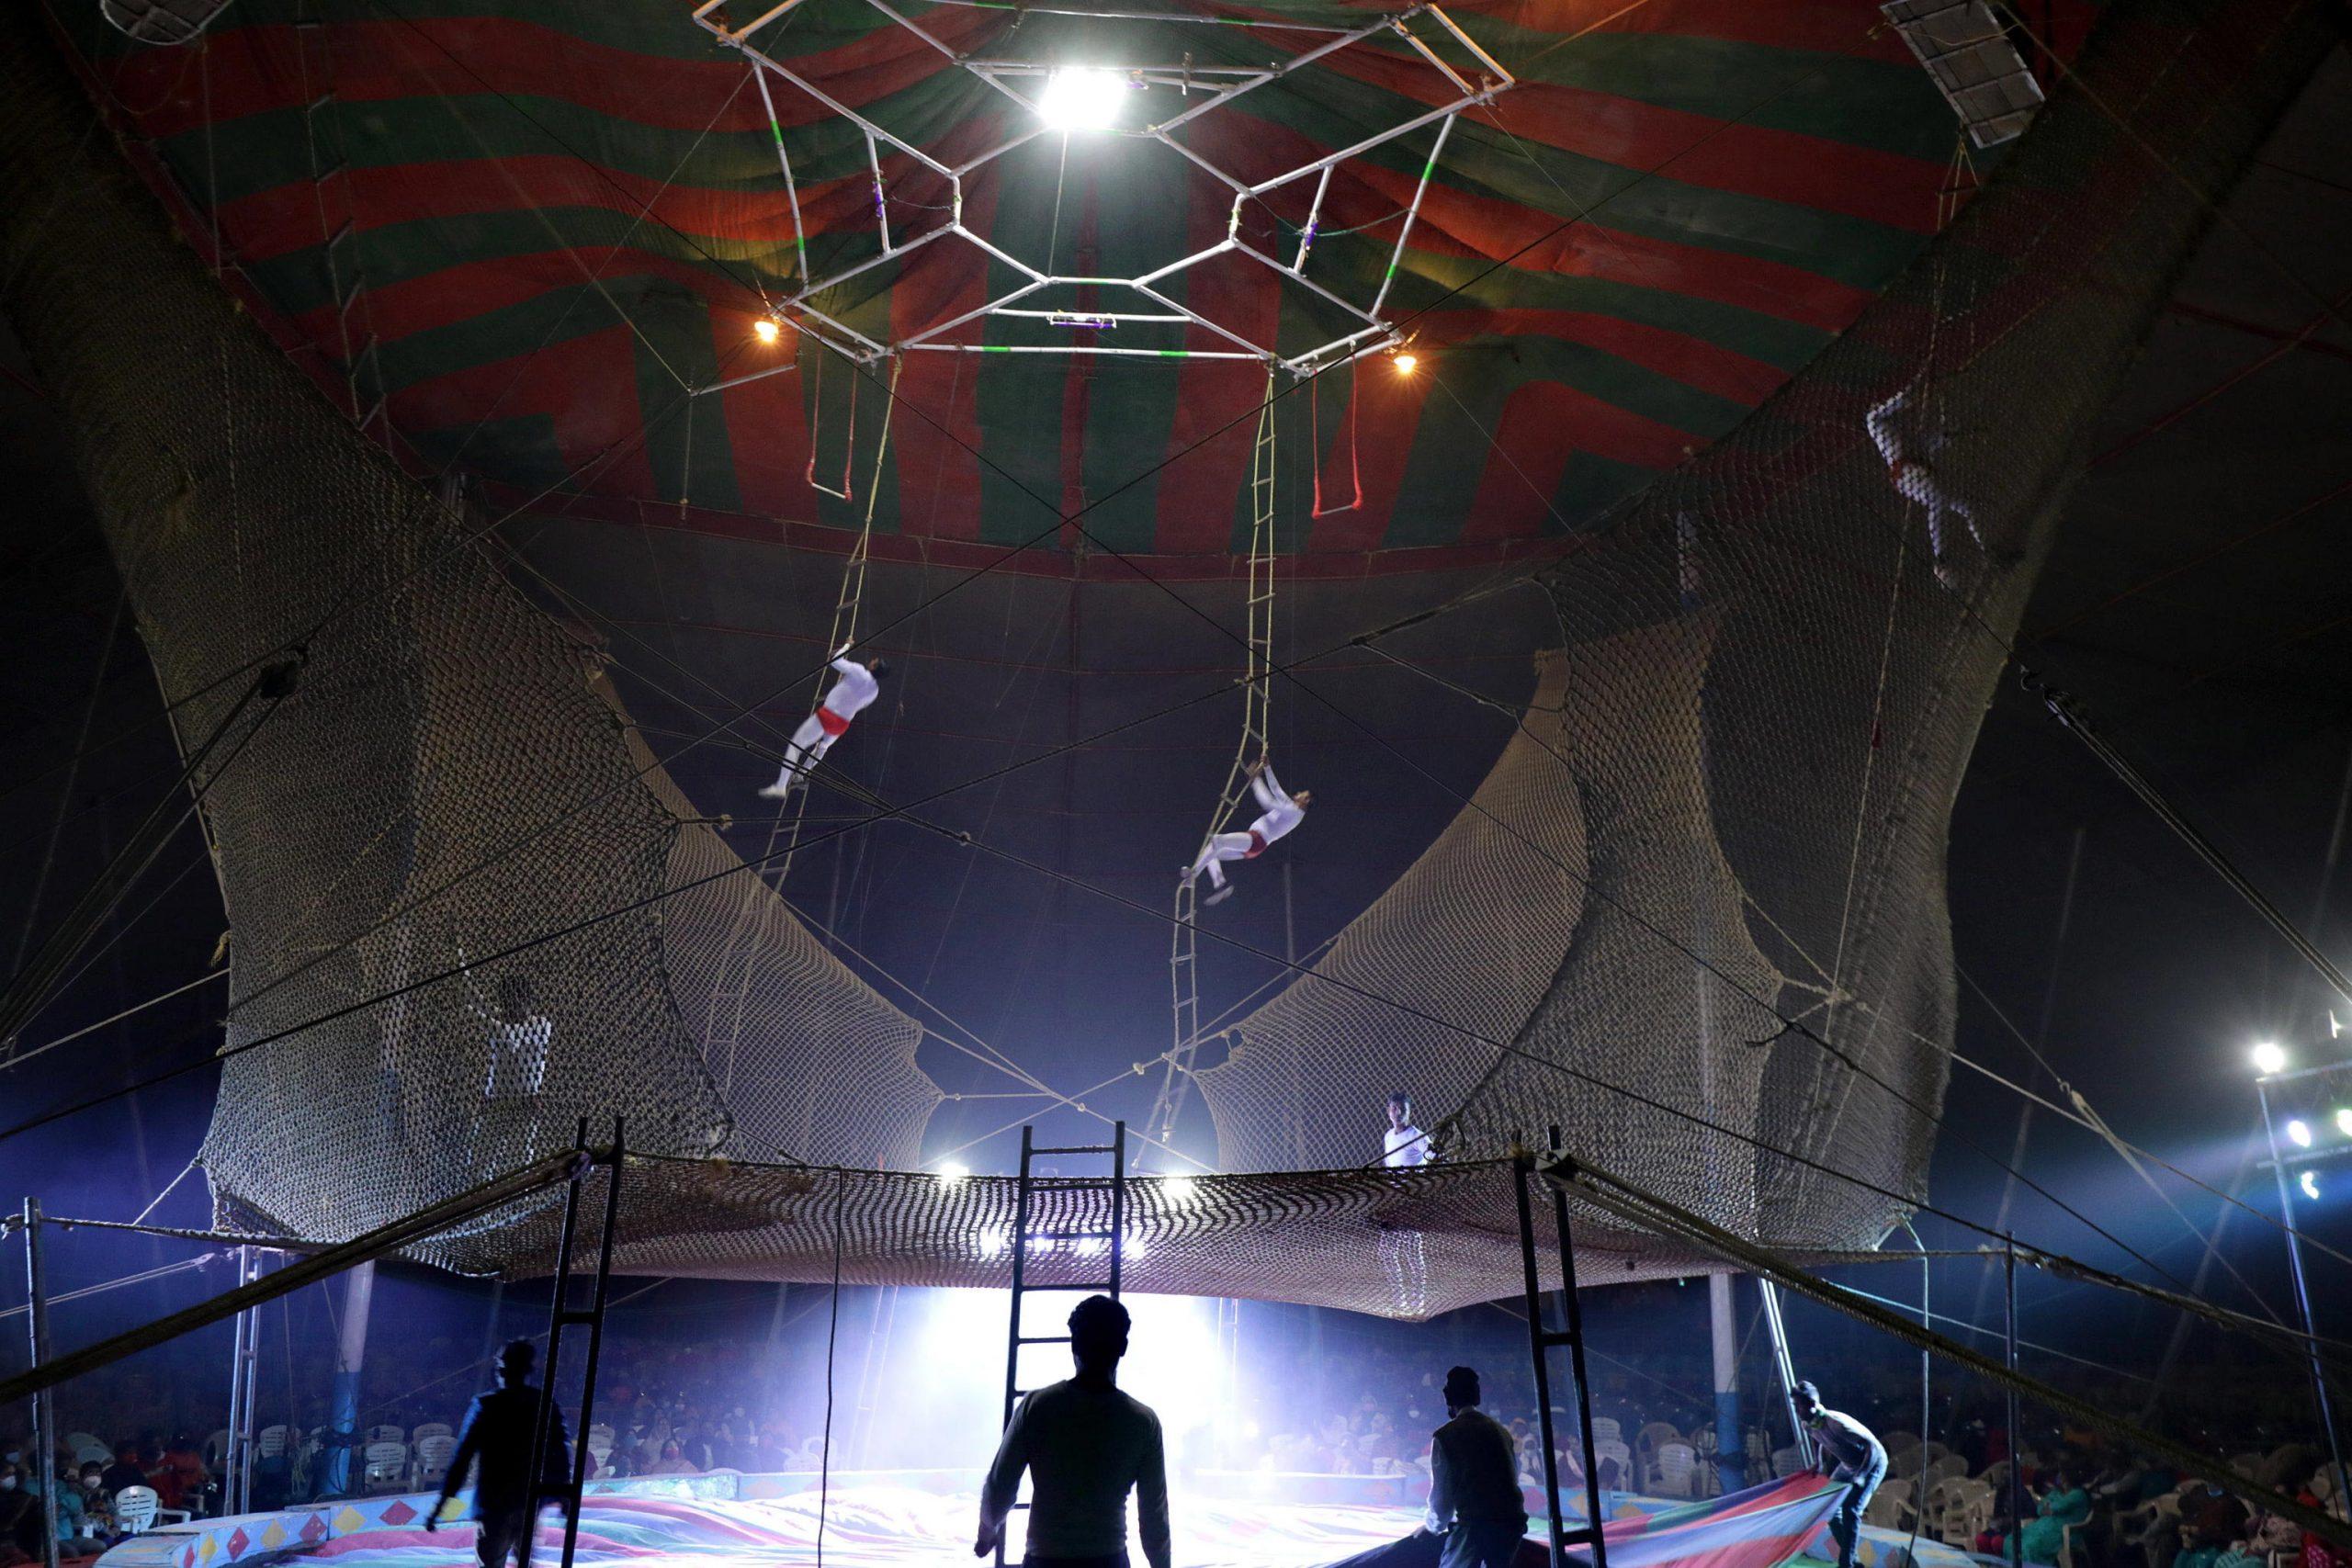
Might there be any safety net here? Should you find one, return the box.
[0,0,2335,1303]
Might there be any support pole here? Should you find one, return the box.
[324,1259,376,1496]
[1708,1275,1741,1495]
[224,1247,264,1515]
[1758,1280,1811,1470]
[2004,1238,2022,1568]
[22,1201,59,1568]
[2256,1077,2352,1506]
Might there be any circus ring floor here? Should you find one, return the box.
[92,1472,1986,1568]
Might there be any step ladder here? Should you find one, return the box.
[997,1122,1128,1567]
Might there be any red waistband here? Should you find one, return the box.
[817,705,853,737]
[1244,829,1267,858]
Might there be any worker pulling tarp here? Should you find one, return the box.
[1318,1475,1845,1568]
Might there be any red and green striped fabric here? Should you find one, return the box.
[51,0,2096,569]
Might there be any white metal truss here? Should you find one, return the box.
[687,0,1512,391]
[1148,371,1277,1162]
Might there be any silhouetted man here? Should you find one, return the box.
[976,1295,1170,1568]
[428,1341,573,1568]
[1795,1379,1884,1568]
[1423,1367,1527,1568]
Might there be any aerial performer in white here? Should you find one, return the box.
[1866,383,2005,589]
[1182,759,1310,907]
[758,649,889,799]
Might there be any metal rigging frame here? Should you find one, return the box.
[685,0,1512,388]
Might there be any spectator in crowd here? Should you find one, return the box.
[0,1464,45,1565]
[2175,1482,2252,1568]
[2009,1464,2091,1567]
[642,1443,699,1478]
[97,1444,145,1499]
[150,1436,208,1514]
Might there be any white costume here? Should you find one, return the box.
[1866,387,1986,583]
[1183,763,1306,905]
[1384,1122,1434,1168]
[761,655,882,797]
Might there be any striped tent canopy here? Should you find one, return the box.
[48,0,2094,569]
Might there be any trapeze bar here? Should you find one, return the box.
[904,343,1265,360]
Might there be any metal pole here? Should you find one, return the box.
[23,1201,59,1568]
[225,1248,251,1516]
[1110,1122,1126,1297]
[2256,1077,2352,1506]
[1709,1275,1741,1495]
[2004,1237,2023,1568]
[325,1260,375,1496]
[1757,1280,1811,1470]
[1512,1156,1570,1568]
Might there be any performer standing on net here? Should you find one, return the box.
[427,1341,573,1568]
[1796,1380,1886,1568]
[977,1294,1171,1568]
[1182,759,1310,907]
[1865,385,2002,589]
[1421,1367,1528,1568]
[759,648,890,799]
[1384,1091,1437,1168]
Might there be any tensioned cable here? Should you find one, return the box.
[2,968,225,1072]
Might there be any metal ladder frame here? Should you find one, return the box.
[1149,373,1278,1159]
[997,1122,1128,1567]
[525,1117,627,1568]
[1515,1130,1610,1568]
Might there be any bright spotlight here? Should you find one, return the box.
[2336,1108,2352,1138]
[1392,351,1419,375]
[1159,1176,1198,1207]
[975,1226,1009,1260]
[2252,1041,2289,1076]
[2301,1170,2322,1201]
[752,316,782,345]
[937,1160,970,1185]
[1038,68,1128,131]
[2288,1119,2314,1149]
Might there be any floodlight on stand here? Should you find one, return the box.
[2288,1118,2314,1149]
[1038,68,1130,132]
[2253,1041,2290,1076]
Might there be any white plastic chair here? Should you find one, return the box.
[1654,1441,1700,1499]
[1930,1453,1970,1483]
[1589,1417,1623,1449]
[366,1425,406,1447]
[413,1434,457,1490]
[1866,1477,1916,1530]
[111,1485,190,1534]
[204,1428,232,1471]
[1595,1439,1633,1489]
[65,1432,103,1459]
[74,1441,114,1467]
[412,1422,455,1445]
[257,1426,290,1459]
[362,1440,410,1495]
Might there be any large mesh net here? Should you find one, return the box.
[0,0,2335,1309]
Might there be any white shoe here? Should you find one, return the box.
[756,782,796,801]
[1203,885,1234,907]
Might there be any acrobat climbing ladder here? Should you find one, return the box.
[702,357,899,1074]
[1148,374,1277,1160]
[998,1122,1128,1568]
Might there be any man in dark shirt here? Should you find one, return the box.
[1795,1381,1886,1568]
[97,1445,147,1499]
[427,1342,573,1568]
[1423,1368,1527,1568]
